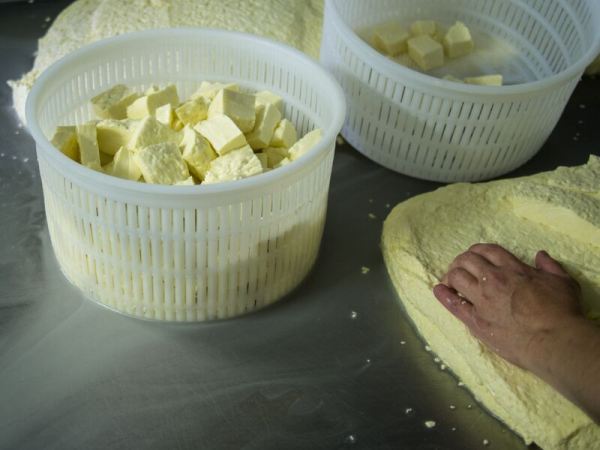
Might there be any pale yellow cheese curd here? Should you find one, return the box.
[382,157,600,450]
[8,0,324,125]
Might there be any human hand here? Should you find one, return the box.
[432,244,583,371]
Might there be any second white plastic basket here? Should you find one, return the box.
[26,29,346,322]
[321,0,600,182]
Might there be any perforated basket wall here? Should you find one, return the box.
[321,0,600,182]
[27,29,345,321]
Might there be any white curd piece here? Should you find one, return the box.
[194,114,247,156]
[270,118,297,148]
[180,125,217,180]
[408,35,444,71]
[246,103,282,150]
[126,84,179,119]
[203,145,263,184]
[51,125,79,161]
[133,141,190,184]
[76,122,101,170]
[288,128,322,161]
[91,84,139,120]
[96,119,138,155]
[372,22,410,56]
[443,21,474,59]
[208,88,256,133]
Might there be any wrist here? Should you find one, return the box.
[524,317,591,377]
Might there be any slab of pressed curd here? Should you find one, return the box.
[382,156,600,450]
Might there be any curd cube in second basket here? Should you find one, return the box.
[408,35,444,71]
[464,74,503,86]
[372,22,410,56]
[443,21,474,58]
[443,74,464,83]
[410,20,438,37]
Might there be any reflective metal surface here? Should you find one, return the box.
[1,2,598,449]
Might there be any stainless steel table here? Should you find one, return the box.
[1,1,598,449]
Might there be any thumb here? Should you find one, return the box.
[535,250,569,278]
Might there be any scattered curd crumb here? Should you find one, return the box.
[368,213,377,219]
[579,104,586,109]
[425,345,431,352]
[434,357,440,363]
[449,405,456,410]
[467,404,473,409]
[45,16,51,22]
[424,420,436,428]
[365,358,371,364]
[451,427,457,432]
[350,311,358,319]
[361,266,370,275]
[345,434,357,444]
[440,364,447,370]
[400,340,406,345]
[405,407,413,414]
[483,439,490,446]
[385,203,391,208]
[458,381,465,387]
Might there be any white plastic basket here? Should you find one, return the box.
[321,0,600,182]
[26,29,346,322]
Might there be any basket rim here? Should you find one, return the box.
[26,28,346,197]
[326,0,600,96]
